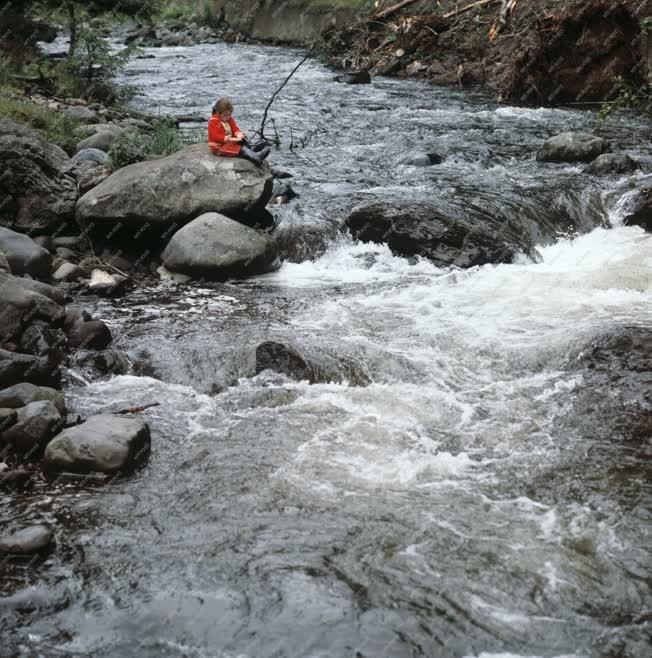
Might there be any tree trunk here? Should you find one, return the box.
[67,1,77,56]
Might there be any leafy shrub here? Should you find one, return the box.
[0,94,94,152]
[55,28,141,104]
[108,119,204,169]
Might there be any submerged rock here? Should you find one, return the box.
[345,203,536,268]
[76,144,273,228]
[536,132,610,163]
[43,414,151,474]
[0,120,77,232]
[161,212,280,280]
[584,153,640,175]
[255,341,371,386]
[334,71,371,84]
[399,152,444,166]
[0,228,52,278]
[0,525,54,554]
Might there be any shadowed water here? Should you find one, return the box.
[1,40,651,658]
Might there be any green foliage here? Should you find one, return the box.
[107,119,204,169]
[55,28,141,104]
[599,77,652,120]
[0,93,94,152]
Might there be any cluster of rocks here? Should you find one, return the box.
[120,21,231,48]
[344,131,650,267]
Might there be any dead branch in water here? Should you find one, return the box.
[115,403,160,415]
[258,39,320,140]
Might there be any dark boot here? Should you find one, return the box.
[240,144,270,167]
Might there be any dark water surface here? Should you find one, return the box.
[2,40,651,658]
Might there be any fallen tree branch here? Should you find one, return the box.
[259,39,320,140]
[114,402,160,415]
[373,0,421,21]
[442,0,499,20]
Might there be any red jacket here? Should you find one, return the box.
[208,115,242,156]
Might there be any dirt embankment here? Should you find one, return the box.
[320,0,651,107]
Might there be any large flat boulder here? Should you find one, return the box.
[0,228,52,278]
[536,132,610,163]
[43,414,150,474]
[161,212,280,280]
[0,120,77,232]
[76,144,273,227]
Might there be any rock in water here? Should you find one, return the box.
[536,132,610,163]
[334,71,371,84]
[161,212,280,280]
[0,120,77,232]
[76,144,273,228]
[584,153,640,175]
[0,228,52,278]
[255,341,371,386]
[0,525,53,554]
[623,187,651,232]
[400,152,444,166]
[44,414,151,474]
[345,204,535,268]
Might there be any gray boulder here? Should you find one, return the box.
[1,400,62,454]
[61,105,97,122]
[536,132,610,163]
[75,124,125,152]
[72,148,110,166]
[66,319,112,350]
[255,341,371,386]
[0,525,53,554]
[0,408,17,433]
[400,152,444,166]
[0,250,10,274]
[0,120,77,232]
[0,273,65,344]
[0,227,52,278]
[623,187,651,232]
[345,203,537,269]
[76,144,273,227]
[1,273,66,305]
[334,71,371,84]
[0,383,66,415]
[584,153,640,175]
[43,414,150,474]
[161,212,279,280]
[0,349,60,389]
[53,262,84,282]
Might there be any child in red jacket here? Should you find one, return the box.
[208,98,270,166]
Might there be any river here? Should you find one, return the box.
[2,40,651,657]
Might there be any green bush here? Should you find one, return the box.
[0,93,94,152]
[55,28,141,104]
[599,77,651,120]
[108,119,204,169]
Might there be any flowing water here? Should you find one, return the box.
[2,41,652,657]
